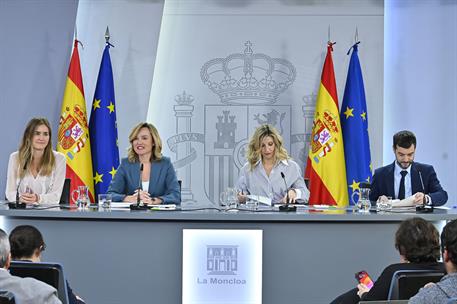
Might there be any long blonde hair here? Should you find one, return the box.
[246,124,289,170]
[18,118,55,178]
[127,122,163,162]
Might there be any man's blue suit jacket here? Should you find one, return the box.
[369,161,447,206]
[107,156,181,204]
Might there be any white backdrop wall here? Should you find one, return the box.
[75,0,165,156]
[147,0,384,207]
[384,0,457,204]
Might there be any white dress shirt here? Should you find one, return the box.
[5,151,66,204]
[394,162,412,199]
[236,159,310,204]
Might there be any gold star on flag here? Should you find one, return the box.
[366,176,371,183]
[369,162,373,173]
[109,167,117,178]
[94,172,103,184]
[107,102,115,113]
[361,111,367,121]
[93,99,101,111]
[350,180,360,192]
[343,107,354,119]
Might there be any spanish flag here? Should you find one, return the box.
[305,43,349,206]
[57,40,94,203]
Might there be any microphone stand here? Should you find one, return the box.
[9,165,27,209]
[130,163,149,210]
[416,169,433,213]
[279,172,296,212]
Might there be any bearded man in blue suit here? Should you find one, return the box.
[369,130,447,206]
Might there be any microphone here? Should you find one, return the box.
[280,172,289,204]
[130,163,148,211]
[137,163,143,206]
[9,163,27,209]
[279,172,296,212]
[416,168,433,213]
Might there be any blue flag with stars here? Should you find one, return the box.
[341,43,372,204]
[89,43,119,198]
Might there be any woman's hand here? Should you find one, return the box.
[125,190,151,204]
[237,191,247,203]
[150,197,163,205]
[20,193,39,204]
[282,189,297,204]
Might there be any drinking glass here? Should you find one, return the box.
[377,196,393,211]
[352,188,371,212]
[219,191,228,209]
[245,192,258,210]
[226,187,238,209]
[98,194,112,210]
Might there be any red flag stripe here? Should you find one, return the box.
[67,40,85,96]
[307,165,336,205]
[320,44,338,107]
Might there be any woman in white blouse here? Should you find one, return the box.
[5,118,66,204]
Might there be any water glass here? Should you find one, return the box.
[245,195,259,210]
[377,196,393,211]
[98,194,112,210]
[226,188,238,209]
[351,186,371,212]
[219,191,228,208]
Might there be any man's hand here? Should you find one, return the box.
[413,192,427,205]
[377,195,388,203]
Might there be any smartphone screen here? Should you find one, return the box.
[355,271,374,289]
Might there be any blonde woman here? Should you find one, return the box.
[237,124,309,204]
[5,118,66,204]
[107,122,180,204]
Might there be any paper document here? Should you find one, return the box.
[112,202,177,210]
[246,195,272,206]
[150,204,177,210]
[392,196,415,208]
[111,202,132,208]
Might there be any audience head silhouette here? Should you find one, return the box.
[9,225,45,262]
[441,219,457,272]
[395,217,440,263]
[0,229,11,269]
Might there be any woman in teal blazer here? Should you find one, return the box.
[107,122,180,204]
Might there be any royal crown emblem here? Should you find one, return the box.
[201,41,296,105]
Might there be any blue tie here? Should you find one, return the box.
[398,170,408,200]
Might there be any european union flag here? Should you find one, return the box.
[341,43,372,204]
[89,43,119,198]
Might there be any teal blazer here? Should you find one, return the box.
[107,156,181,204]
